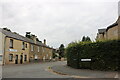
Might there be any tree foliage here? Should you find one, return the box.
[59,44,65,59]
[66,40,120,71]
[82,36,91,42]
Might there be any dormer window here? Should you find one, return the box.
[10,39,13,48]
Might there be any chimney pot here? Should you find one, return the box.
[44,39,46,45]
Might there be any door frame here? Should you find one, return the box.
[20,55,23,64]
[15,55,18,64]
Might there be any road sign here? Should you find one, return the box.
[81,59,91,61]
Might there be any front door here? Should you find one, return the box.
[20,55,23,64]
[15,55,18,64]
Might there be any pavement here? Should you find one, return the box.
[51,61,120,79]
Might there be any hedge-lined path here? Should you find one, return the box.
[51,61,120,78]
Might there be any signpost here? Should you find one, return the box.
[81,59,91,62]
[81,59,92,69]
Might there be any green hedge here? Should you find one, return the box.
[66,40,120,71]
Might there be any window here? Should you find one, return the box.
[34,54,38,60]
[31,45,33,51]
[9,54,13,61]
[38,47,39,52]
[22,42,25,50]
[24,55,27,61]
[10,39,13,48]
[0,55,2,61]
[46,54,48,58]
[26,44,27,48]
[42,47,44,52]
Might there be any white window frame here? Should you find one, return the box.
[22,42,25,50]
[10,39,13,48]
[34,54,38,60]
[31,45,34,51]
[0,55,2,61]
[42,47,44,53]
[38,46,40,52]
[9,54,13,61]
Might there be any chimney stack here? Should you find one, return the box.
[44,39,46,45]
[26,32,31,38]
[31,35,37,44]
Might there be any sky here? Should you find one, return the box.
[0,0,119,48]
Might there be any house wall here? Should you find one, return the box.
[118,17,120,39]
[42,47,52,60]
[4,37,30,64]
[29,44,53,62]
[104,32,107,40]
[0,32,6,65]
[106,25,119,40]
[29,44,43,61]
[96,33,105,41]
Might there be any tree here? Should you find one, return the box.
[86,36,91,42]
[81,36,91,42]
[59,44,65,59]
[82,36,86,42]
[52,49,57,58]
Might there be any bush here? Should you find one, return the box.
[66,40,120,71]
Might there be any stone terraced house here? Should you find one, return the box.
[96,16,120,41]
[0,28,53,65]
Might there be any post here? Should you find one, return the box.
[77,52,80,69]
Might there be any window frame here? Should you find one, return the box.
[24,55,27,61]
[42,47,44,53]
[9,39,13,48]
[31,45,34,51]
[0,55,2,61]
[9,54,13,62]
[38,46,40,52]
[26,44,27,48]
[22,42,25,50]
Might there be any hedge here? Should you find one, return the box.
[66,40,120,71]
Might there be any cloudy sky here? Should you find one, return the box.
[0,0,119,48]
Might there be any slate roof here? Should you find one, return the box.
[106,22,118,31]
[0,28,50,48]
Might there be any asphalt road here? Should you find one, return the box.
[2,61,70,78]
